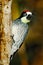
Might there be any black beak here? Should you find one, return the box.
[26,15,32,20]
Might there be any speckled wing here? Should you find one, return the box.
[10,19,28,55]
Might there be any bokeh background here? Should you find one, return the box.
[12,0,34,20]
[10,0,43,65]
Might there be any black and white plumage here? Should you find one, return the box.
[10,10,32,60]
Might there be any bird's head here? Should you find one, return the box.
[19,10,32,24]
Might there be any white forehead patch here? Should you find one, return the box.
[26,12,32,15]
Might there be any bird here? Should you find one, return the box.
[10,10,32,60]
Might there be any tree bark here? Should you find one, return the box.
[0,0,12,65]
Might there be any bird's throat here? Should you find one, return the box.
[21,17,30,23]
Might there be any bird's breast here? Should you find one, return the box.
[12,23,28,42]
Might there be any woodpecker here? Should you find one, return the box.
[10,10,32,60]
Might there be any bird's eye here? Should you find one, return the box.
[23,13,27,16]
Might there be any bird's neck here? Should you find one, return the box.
[21,17,30,24]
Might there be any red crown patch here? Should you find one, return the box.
[23,10,30,12]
